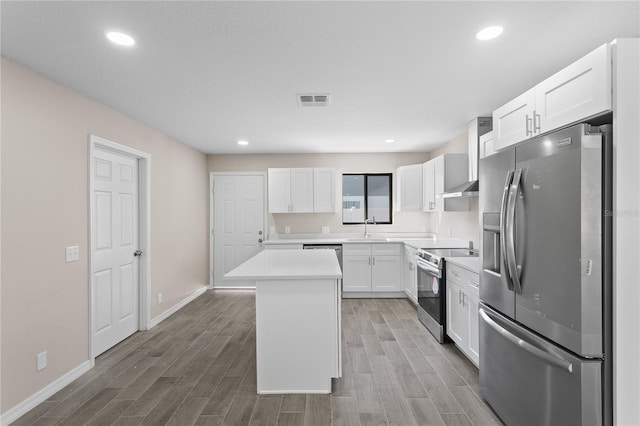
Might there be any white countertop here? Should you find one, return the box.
[446,256,480,274]
[263,235,471,249]
[225,249,342,281]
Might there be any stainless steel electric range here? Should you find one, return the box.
[416,248,479,343]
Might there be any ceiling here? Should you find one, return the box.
[2,1,638,154]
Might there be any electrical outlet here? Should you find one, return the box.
[322,226,330,234]
[157,293,163,304]
[269,226,276,235]
[37,351,47,371]
[65,246,80,263]
[284,226,291,234]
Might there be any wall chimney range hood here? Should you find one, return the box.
[442,117,492,199]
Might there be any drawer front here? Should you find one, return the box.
[447,263,479,296]
[343,243,372,255]
[372,243,402,256]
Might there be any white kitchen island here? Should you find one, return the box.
[225,249,342,394]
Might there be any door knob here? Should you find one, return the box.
[258,230,263,235]
[134,250,143,257]
[258,238,263,243]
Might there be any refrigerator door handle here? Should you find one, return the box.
[479,308,573,373]
[506,168,523,294]
[500,171,514,290]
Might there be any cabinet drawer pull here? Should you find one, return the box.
[525,114,533,137]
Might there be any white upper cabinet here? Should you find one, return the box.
[493,88,537,151]
[268,168,292,213]
[268,167,336,213]
[313,168,336,213]
[422,160,436,212]
[396,164,423,212]
[423,154,469,212]
[535,43,611,132]
[290,168,314,212]
[479,131,495,159]
[493,43,611,151]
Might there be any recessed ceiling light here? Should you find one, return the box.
[106,31,135,47]
[385,139,395,144]
[476,26,503,41]
[237,140,249,146]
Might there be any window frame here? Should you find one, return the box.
[342,173,393,225]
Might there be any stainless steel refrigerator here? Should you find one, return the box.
[479,123,612,426]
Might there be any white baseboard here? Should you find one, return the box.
[212,286,256,290]
[1,360,92,426]
[147,286,207,329]
[341,291,407,299]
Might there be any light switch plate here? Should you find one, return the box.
[284,226,291,234]
[37,351,47,371]
[65,246,80,263]
[269,226,276,235]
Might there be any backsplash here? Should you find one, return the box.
[427,131,481,248]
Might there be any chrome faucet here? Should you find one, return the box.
[364,217,376,238]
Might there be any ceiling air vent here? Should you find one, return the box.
[297,93,330,107]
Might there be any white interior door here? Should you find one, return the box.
[92,147,139,356]
[213,174,265,288]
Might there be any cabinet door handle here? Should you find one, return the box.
[462,293,468,307]
[459,290,463,305]
[372,257,375,266]
[533,110,541,133]
[369,256,371,266]
[525,114,533,137]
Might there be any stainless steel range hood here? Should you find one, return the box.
[441,179,480,198]
[442,117,492,199]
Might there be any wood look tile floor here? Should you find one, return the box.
[15,291,503,426]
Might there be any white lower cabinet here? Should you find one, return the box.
[446,262,480,367]
[403,247,417,304]
[342,255,371,292]
[342,243,402,293]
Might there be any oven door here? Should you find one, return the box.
[417,259,443,324]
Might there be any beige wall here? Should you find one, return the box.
[1,58,209,412]
[208,137,480,248]
[208,153,433,235]
[427,131,481,248]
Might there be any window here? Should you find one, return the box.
[342,173,392,224]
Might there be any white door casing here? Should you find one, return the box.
[211,173,265,288]
[91,147,139,357]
